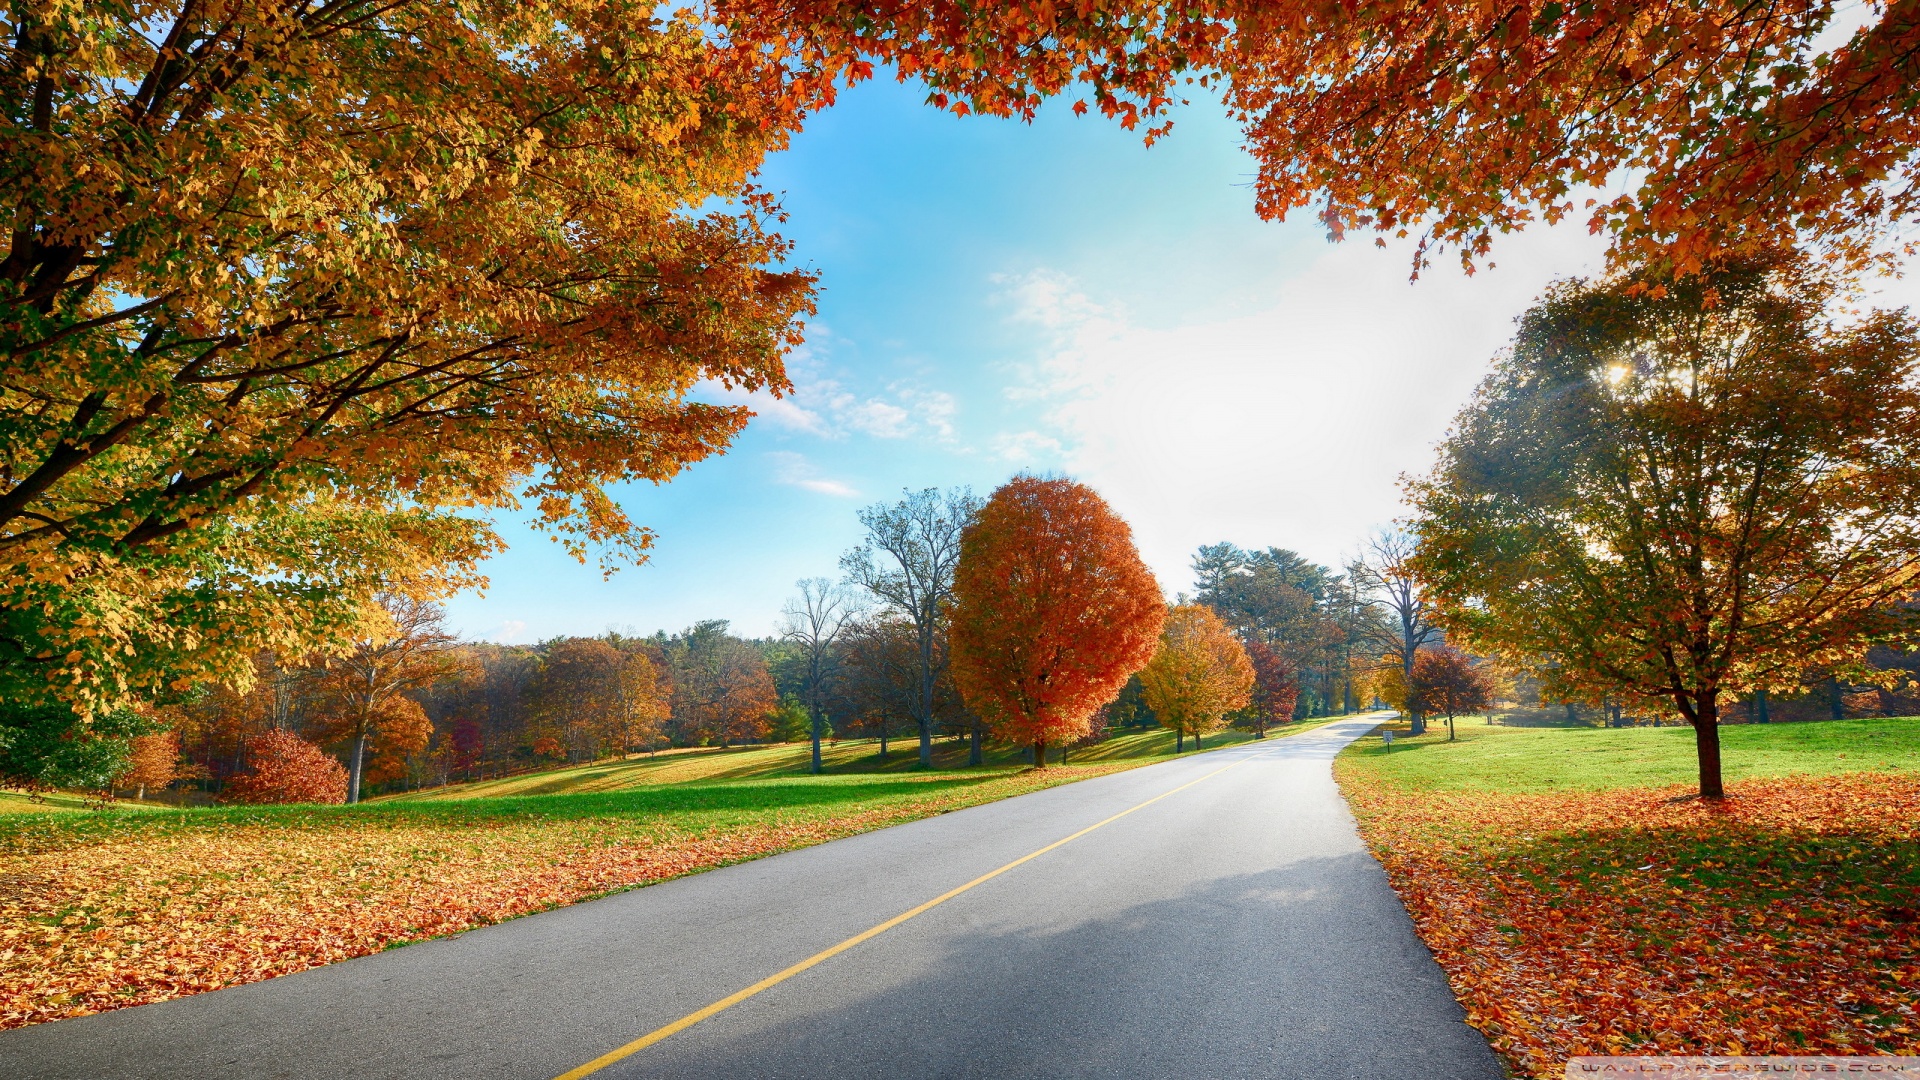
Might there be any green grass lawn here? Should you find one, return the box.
[376,721,1309,802]
[0,718,1351,848]
[0,789,173,815]
[1342,715,1920,793]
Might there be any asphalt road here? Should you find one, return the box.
[1,715,1505,1079]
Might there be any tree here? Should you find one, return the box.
[1140,605,1255,751]
[1353,531,1441,735]
[122,729,181,801]
[0,701,150,793]
[1407,648,1495,742]
[666,621,777,748]
[842,487,982,769]
[226,730,348,805]
[949,476,1164,768]
[779,578,861,773]
[313,596,466,802]
[747,2,1920,275]
[1241,640,1300,739]
[1409,251,1920,798]
[835,614,920,760]
[1,1,815,715]
[525,638,667,762]
[1192,542,1360,717]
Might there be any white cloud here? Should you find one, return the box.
[996,224,1616,590]
[992,429,1063,463]
[493,619,528,644]
[767,450,859,497]
[699,327,963,443]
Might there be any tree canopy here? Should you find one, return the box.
[2,0,814,712]
[949,476,1163,766]
[748,0,1920,274]
[1409,250,1920,796]
[1139,604,1254,751]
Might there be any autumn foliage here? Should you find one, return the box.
[1,1,814,713]
[224,730,348,805]
[1410,251,1920,797]
[0,759,1152,1029]
[1338,765,1920,1077]
[949,477,1164,765]
[1139,605,1254,751]
[1406,648,1494,741]
[1241,640,1300,738]
[733,1,1920,274]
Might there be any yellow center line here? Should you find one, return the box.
[552,745,1287,1080]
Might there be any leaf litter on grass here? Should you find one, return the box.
[0,762,1141,1029]
[1335,765,1920,1078]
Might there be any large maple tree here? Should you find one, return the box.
[1409,250,1920,798]
[948,476,1163,767]
[2,1,814,711]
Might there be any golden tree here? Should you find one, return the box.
[949,476,1164,768]
[1410,251,1920,798]
[311,595,467,802]
[1,1,813,712]
[1140,604,1254,752]
[120,729,180,801]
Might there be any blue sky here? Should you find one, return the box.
[441,75,1640,643]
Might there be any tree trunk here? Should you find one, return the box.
[1176,730,1185,753]
[1690,696,1725,800]
[1827,676,1846,721]
[1564,701,1578,724]
[917,626,935,769]
[1061,743,1069,764]
[1194,731,1203,750]
[1446,713,1455,741]
[879,730,888,760]
[1755,689,1770,724]
[810,711,823,775]
[1032,739,1046,769]
[968,717,983,766]
[347,729,368,804]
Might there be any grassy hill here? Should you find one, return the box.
[377,723,1290,802]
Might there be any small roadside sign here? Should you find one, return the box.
[1382,730,1394,750]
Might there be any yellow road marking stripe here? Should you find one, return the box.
[552,748,1275,1080]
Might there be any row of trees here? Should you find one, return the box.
[10,1,1914,802]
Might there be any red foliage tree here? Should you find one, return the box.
[1407,647,1495,743]
[949,476,1165,767]
[1242,640,1300,739]
[226,730,348,805]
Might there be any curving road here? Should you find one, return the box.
[0,714,1504,1080]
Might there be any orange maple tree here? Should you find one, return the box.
[310,597,467,803]
[1139,604,1254,752]
[948,476,1164,767]
[118,730,180,801]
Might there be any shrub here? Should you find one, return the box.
[226,730,348,804]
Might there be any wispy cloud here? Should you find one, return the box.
[767,451,859,497]
[699,329,961,444]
